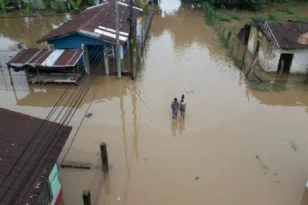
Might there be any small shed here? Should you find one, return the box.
[247,20,308,74]
[37,1,143,75]
[0,108,72,205]
[7,48,84,84]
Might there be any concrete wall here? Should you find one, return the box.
[258,35,308,74]
[248,26,258,54]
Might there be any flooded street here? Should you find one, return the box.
[2,1,308,205]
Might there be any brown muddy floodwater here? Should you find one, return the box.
[2,1,308,205]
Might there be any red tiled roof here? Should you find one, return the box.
[0,108,72,205]
[7,48,83,67]
[37,1,143,45]
[266,21,308,49]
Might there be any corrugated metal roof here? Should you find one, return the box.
[37,1,143,45]
[0,108,72,205]
[266,21,308,49]
[7,48,83,68]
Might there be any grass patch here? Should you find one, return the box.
[275,7,296,15]
[216,13,232,22]
[294,16,308,22]
[251,12,265,20]
[229,13,240,20]
[268,10,278,21]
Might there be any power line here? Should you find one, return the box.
[17,57,105,205]
[9,45,106,205]
[1,2,129,203]
[0,37,105,204]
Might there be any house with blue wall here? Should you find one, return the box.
[37,1,143,75]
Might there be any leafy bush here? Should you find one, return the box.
[0,0,8,12]
[21,5,30,13]
[53,0,66,13]
[248,0,264,11]
[139,2,150,15]
[43,0,53,10]
[268,10,278,20]
[202,2,216,25]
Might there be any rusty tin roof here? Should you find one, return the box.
[7,48,83,68]
[266,21,308,49]
[0,108,72,205]
[37,1,143,45]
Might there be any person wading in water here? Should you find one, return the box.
[179,94,186,117]
[171,98,179,119]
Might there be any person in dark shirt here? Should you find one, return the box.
[171,98,179,119]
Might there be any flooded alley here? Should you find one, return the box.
[2,1,308,205]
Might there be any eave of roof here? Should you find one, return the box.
[37,1,143,45]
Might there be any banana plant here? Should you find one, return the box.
[70,0,82,13]
[0,0,8,12]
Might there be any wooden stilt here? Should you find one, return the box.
[7,67,13,86]
[82,189,91,205]
[104,49,109,76]
[100,143,109,172]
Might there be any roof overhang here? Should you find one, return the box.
[7,48,84,69]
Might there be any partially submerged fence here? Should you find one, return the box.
[202,3,262,81]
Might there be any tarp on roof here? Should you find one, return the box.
[0,108,72,204]
[37,1,143,45]
[7,48,84,68]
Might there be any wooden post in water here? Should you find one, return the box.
[100,143,109,172]
[82,189,91,205]
[232,38,235,54]
[241,46,248,70]
[7,67,14,86]
[104,49,109,76]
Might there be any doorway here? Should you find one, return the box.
[277,53,293,74]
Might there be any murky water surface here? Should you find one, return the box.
[2,1,308,205]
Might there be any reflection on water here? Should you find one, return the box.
[0,12,70,50]
[158,0,182,17]
[1,2,308,205]
[171,118,185,137]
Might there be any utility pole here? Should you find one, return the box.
[129,0,135,80]
[115,0,121,79]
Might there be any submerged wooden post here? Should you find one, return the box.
[104,49,109,76]
[36,67,41,84]
[82,189,91,205]
[241,46,248,70]
[132,48,137,80]
[232,38,235,54]
[100,143,109,172]
[7,67,14,86]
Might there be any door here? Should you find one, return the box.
[277,53,293,74]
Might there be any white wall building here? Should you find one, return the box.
[247,21,308,74]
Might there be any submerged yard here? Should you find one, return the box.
[1,1,308,205]
[214,3,308,33]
